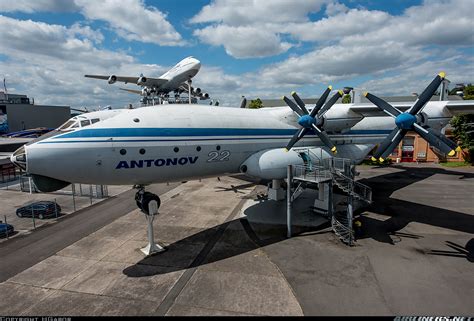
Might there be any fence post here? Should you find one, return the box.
[55,198,58,219]
[89,185,93,205]
[31,206,36,229]
[4,215,8,239]
[72,184,76,212]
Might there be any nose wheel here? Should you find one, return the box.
[135,190,161,215]
[134,186,165,256]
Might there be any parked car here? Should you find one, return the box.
[16,201,61,219]
[0,220,14,238]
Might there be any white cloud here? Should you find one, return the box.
[0,0,79,13]
[190,0,326,25]
[0,15,169,108]
[0,0,185,47]
[75,0,185,46]
[194,25,292,59]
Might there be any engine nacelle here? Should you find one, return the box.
[240,149,307,180]
[108,75,117,84]
[194,87,201,95]
[137,76,147,86]
[202,93,209,99]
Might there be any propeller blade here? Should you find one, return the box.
[409,72,445,115]
[291,92,310,115]
[426,127,460,151]
[310,86,332,118]
[311,124,337,154]
[317,90,343,118]
[371,127,404,161]
[378,129,407,161]
[285,127,308,151]
[413,123,455,156]
[283,96,305,116]
[364,92,402,118]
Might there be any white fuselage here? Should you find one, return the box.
[158,56,201,93]
[17,101,452,186]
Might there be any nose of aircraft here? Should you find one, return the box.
[11,145,27,171]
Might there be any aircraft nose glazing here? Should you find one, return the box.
[11,146,27,171]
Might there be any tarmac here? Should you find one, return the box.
[0,164,473,316]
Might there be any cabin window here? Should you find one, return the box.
[196,146,201,152]
[174,147,179,153]
[216,145,221,151]
[139,148,146,155]
[133,118,140,123]
[120,149,127,155]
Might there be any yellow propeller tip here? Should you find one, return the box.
[378,157,385,163]
[371,157,377,162]
[438,71,446,78]
[291,91,296,95]
[338,90,343,95]
[455,146,462,152]
[284,148,289,152]
[448,150,455,157]
[328,85,333,90]
[281,96,285,101]
[331,147,337,153]
[363,92,368,97]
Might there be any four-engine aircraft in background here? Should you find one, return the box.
[85,56,210,101]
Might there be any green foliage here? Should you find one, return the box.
[439,161,470,167]
[342,94,351,104]
[248,98,263,109]
[464,84,474,100]
[450,113,474,163]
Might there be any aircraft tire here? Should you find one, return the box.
[140,192,161,215]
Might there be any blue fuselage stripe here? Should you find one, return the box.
[39,128,392,144]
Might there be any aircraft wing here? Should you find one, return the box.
[84,75,168,87]
[349,100,474,117]
[119,88,142,95]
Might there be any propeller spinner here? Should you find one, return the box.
[282,86,343,153]
[365,72,461,162]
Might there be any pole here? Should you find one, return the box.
[72,184,76,211]
[54,198,58,218]
[4,215,8,239]
[188,80,192,104]
[89,185,93,205]
[31,206,36,229]
[287,165,293,238]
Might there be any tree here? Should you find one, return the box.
[248,98,263,109]
[449,85,474,163]
[342,94,351,104]
[463,84,474,100]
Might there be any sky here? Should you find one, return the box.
[0,0,473,109]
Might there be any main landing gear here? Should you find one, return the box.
[134,185,165,256]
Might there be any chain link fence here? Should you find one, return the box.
[0,172,129,241]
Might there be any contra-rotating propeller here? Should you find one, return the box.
[365,72,461,162]
[282,86,343,153]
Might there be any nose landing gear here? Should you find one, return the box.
[134,185,165,256]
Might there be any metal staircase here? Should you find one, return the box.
[289,154,372,245]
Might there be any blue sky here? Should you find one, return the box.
[0,0,472,108]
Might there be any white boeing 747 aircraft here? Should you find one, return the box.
[10,73,474,214]
[85,56,210,100]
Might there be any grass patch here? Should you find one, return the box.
[439,161,472,167]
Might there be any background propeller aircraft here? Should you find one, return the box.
[10,73,474,215]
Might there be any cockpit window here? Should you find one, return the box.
[81,120,91,127]
[71,123,79,128]
[91,118,100,124]
[58,120,75,130]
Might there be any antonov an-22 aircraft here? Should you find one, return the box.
[10,73,474,214]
